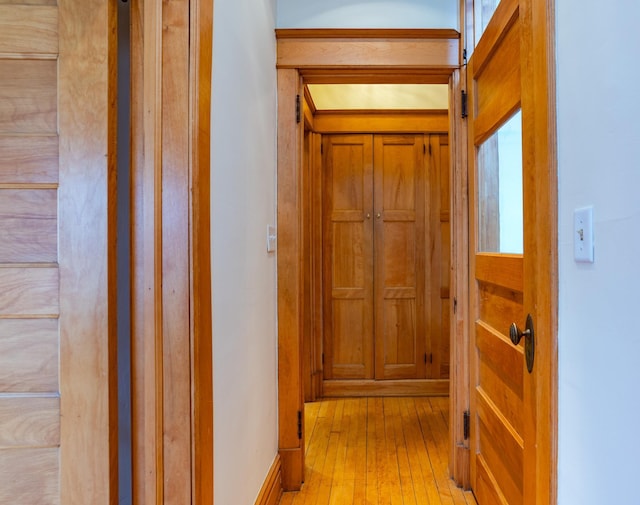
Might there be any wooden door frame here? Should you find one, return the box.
[130,0,214,502]
[275,28,469,490]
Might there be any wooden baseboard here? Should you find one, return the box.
[254,454,283,505]
[322,379,449,397]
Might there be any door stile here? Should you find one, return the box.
[519,1,558,503]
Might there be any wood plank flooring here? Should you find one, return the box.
[280,397,477,505]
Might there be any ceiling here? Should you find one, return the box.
[306,84,449,111]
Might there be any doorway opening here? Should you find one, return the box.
[275,28,471,491]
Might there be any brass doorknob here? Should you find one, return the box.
[376,212,381,219]
[509,314,535,373]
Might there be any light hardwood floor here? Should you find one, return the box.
[280,397,477,505]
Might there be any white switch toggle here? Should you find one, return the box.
[267,224,276,253]
[573,206,594,263]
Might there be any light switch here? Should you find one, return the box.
[267,224,276,253]
[573,206,594,263]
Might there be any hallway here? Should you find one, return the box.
[280,397,477,504]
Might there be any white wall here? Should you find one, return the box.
[556,2,640,504]
[276,0,458,29]
[211,0,278,503]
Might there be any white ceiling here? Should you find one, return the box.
[306,84,449,111]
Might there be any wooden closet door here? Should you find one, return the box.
[323,135,374,380]
[373,135,426,380]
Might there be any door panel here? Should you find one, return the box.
[374,135,425,380]
[430,134,451,379]
[323,135,374,379]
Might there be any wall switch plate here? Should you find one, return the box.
[267,224,276,253]
[574,206,594,263]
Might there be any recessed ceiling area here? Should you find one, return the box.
[306,84,449,111]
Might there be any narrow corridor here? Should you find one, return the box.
[280,397,477,504]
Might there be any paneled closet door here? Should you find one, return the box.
[323,134,427,382]
[373,135,426,380]
[323,135,375,380]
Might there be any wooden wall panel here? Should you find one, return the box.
[0,59,57,134]
[0,395,59,448]
[0,448,59,504]
[0,319,58,392]
[0,136,58,184]
[0,5,58,54]
[0,267,58,316]
[0,189,57,263]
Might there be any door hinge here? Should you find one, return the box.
[463,410,470,440]
[424,353,433,364]
[296,94,301,123]
[461,90,468,119]
[297,410,303,440]
[462,48,468,65]
[453,296,457,314]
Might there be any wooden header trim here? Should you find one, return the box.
[312,110,449,134]
[276,29,460,40]
[277,29,460,70]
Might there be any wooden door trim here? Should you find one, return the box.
[276,29,459,69]
[58,0,117,501]
[276,29,469,489]
[130,0,213,502]
[312,110,449,134]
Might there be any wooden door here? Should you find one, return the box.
[323,134,375,380]
[467,0,557,503]
[373,134,426,380]
[323,133,428,382]
[0,1,116,503]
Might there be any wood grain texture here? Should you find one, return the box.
[0,5,58,55]
[277,68,304,490]
[58,0,117,501]
[520,0,558,503]
[322,379,449,397]
[323,134,374,380]
[0,189,57,263]
[0,394,59,448]
[0,267,58,316]
[160,1,192,502]
[0,59,57,134]
[0,136,58,184]
[313,111,449,134]
[130,0,161,501]
[0,319,58,392]
[448,67,471,488]
[0,447,59,504]
[280,398,477,505]
[277,35,459,69]
[374,134,425,380]
[189,0,214,501]
[0,0,57,5]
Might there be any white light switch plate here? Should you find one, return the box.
[573,206,594,263]
[267,224,276,253]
